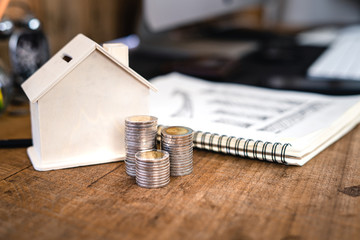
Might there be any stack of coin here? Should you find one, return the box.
[161,126,194,176]
[135,150,170,188]
[125,115,158,177]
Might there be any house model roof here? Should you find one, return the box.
[21,34,157,103]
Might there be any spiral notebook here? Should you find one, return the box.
[150,73,360,166]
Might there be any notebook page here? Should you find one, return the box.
[150,73,360,149]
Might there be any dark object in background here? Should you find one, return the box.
[9,27,49,85]
[0,62,12,115]
[131,25,360,96]
[0,138,32,148]
[0,2,49,86]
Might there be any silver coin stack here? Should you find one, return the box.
[161,126,194,176]
[135,150,170,188]
[125,115,158,177]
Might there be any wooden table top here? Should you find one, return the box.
[1,110,359,240]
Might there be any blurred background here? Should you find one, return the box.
[1,0,360,71]
[1,0,360,115]
[0,0,141,61]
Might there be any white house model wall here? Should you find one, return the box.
[22,34,157,171]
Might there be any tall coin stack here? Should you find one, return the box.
[161,126,194,176]
[135,150,170,188]
[125,115,158,177]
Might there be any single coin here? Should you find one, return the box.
[125,115,158,124]
[162,126,193,137]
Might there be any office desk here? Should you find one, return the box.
[1,112,359,240]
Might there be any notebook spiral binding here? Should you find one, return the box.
[157,126,292,164]
[193,131,292,164]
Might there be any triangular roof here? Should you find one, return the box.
[21,34,157,103]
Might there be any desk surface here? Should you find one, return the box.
[0,111,359,240]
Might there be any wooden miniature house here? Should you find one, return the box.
[21,34,157,171]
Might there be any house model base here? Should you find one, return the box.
[21,34,157,171]
[27,146,125,171]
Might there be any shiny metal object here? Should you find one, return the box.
[124,115,157,177]
[161,126,194,177]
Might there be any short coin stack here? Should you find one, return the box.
[135,150,170,188]
[161,126,194,176]
[125,115,157,177]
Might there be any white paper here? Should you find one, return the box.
[150,72,360,153]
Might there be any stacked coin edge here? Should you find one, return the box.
[135,150,170,188]
[161,126,194,177]
[125,115,158,177]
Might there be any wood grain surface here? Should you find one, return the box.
[0,112,359,240]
